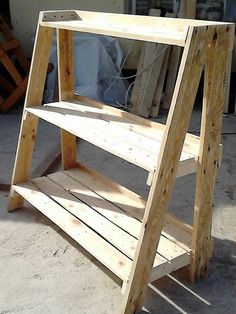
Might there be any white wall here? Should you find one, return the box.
[10,0,125,56]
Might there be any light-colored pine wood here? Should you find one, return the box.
[7,10,234,313]
[13,181,131,282]
[191,25,234,281]
[130,9,162,117]
[72,95,202,156]
[162,45,182,110]
[57,29,77,169]
[64,165,193,252]
[150,46,171,116]
[12,168,190,284]
[130,44,145,114]
[26,102,197,174]
[121,26,210,313]
[179,0,197,19]
[41,10,189,46]
[7,17,54,212]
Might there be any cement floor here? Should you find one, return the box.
[0,108,235,313]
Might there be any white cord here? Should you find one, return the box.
[104,40,135,96]
[112,45,168,81]
[123,46,168,110]
[104,41,168,111]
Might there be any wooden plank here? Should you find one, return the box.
[162,46,182,110]
[57,29,77,170]
[191,25,235,281]
[131,9,162,117]
[130,44,147,115]
[0,77,28,113]
[0,48,22,85]
[41,11,189,46]
[32,101,197,162]
[72,95,201,157]
[0,75,15,93]
[150,47,171,117]
[121,26,210,313]
[139,44,167,117]
[7,17,54,212]
[0,39,20,52]
[26,104,196,174]
[65,165,192,252]
[34,174,182,271]
[13,181,131,282]
[179,0,196,19]
[48,171,189,263]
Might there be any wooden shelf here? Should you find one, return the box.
[26,99,198,175]
[8,10,233,312]
[40,10,189,46]
[13,164,191,284]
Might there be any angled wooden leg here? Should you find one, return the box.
[121,26,210,313]
[7,18,54,212]
[191,25,234,281]
[57,29,77,170]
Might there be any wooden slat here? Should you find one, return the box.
[48,171,189,264]
[41,11,188,46]
[162,45,182,110]
[0,75,15,93]
[26,105,159,172]
[130,9,163,118]
[13,181,131,282]
[57,29,77,169]
[150,46,171,117]
[32,175,177,271]
[0,39,20,52]
[26,102,197,174]
[72,95,201,157]
[0,77,28,113]
[65,165,192,252]
[130,44,146,114]
[0,49,22,85]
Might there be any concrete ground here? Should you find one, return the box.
[0,106,235,314]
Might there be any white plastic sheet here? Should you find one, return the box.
[45,33,129,106]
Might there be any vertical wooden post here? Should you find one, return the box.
[191,25,235,281]
[57,29,77,169]
[121,26,209,314]
[179,0,196,18]
[7,14,54,212]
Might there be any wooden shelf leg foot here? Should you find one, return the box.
[7,113,39,212]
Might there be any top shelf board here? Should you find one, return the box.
[40,10,233,47]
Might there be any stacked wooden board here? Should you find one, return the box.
[0,16,30,112]
[130,1,197,117]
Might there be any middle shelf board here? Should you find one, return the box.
[13,164,191,284]
[26,99,198,175]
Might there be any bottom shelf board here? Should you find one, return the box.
[13,165,191,283]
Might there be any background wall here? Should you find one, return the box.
[9,0,126,56]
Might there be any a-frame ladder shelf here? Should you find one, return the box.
[8,9,234,314]
[13,164,191,285]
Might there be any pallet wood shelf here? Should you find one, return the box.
[7,10,234,314]
[13,164,191,285]
[25,98,198,177]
